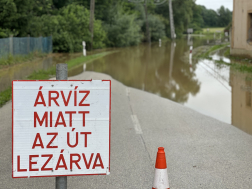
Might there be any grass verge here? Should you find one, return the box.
[0,51,113,107]
[214,47,252,73]
[0,87,12,107]
[197,43,229,59]
[0,52,47,68]
[196,44,252,73]
[202,27,225,33]
[28,51,112,80]
[215,59,252,73]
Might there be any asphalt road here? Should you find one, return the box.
[1,71,252,189]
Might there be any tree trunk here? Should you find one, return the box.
[89,0,95,50]
[144,0,151,44]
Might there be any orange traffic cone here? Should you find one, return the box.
[152,147,169,189]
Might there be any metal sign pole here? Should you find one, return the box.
[55,63,68,189]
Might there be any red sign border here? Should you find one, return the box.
[12,80,111,178]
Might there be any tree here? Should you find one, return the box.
[103,3,143,47]
[217,6,232,27]
[28,4,106,52]
[0,0,17,30]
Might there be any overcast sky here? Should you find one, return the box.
[195,0,233,11]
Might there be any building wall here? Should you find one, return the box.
[230,71,252,135]
[231,0,252,57]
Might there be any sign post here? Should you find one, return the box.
[12,65,111,188]
[56,63,68,189]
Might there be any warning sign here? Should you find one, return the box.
[12,80,111,178]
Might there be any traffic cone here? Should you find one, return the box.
[152,147,169,189]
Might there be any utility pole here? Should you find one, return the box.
[144,0,151,44]
[89,0,95,50]
[168,0,175,39]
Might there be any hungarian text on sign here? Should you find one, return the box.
[12,80,111,178]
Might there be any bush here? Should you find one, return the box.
[146,15,166,41]
[103,4,143,47]
[28,4,106,52]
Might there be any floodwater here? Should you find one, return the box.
[79,36,252,135]
[0,48,114,93]
[0,53,83,93]
[1,36,252,135]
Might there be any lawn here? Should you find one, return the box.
[202,28,225,33]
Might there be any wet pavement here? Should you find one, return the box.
[1,36,252,188]
[1,71,252,189]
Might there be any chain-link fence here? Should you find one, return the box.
[0,36,52,58]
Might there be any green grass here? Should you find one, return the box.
[0,52,46,67]
[214,47,252,73]
[202,27,225,33]
[28,51,111,80]
[0,51,113,107]
[215,59,252,73]
[198,43,229,58]
[0,87,12,107]
[195,43,252,73]
[224,48,230,57]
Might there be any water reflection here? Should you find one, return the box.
[0,57,53,92]
[84,38,252,135]
[0,53,82,92]
[230,72,252,134]
[86,40,201,104]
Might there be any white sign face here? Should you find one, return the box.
[12,80,111,178]
[187,28,193,34]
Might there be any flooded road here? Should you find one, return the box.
[80,37,252,135]
[0,53,83,93]
[1,36,251,135]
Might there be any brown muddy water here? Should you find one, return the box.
[0,48,115,93]
[0,53,83,93]
[78,36,252,135]
[1,36,252,135]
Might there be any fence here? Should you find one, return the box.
[0,36,52,58]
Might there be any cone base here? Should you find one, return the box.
[152,168,169,189]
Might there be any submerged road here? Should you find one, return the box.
[1,71,252,188]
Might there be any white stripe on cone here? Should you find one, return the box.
[152,168,169,189]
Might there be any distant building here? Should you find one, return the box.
[231,0,252,57]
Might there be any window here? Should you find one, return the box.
[248,13,252,42]
[246,80,252,107]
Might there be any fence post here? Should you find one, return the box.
[55,63,68,189]
[39,35,43,53]
[50,34,53,53]
[9,35,13,55]
[27,35,30,54]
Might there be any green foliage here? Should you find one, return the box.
[103,3,143,47]
[0,28,11,38]
[28,4,106,52]
[52,0,69,9]
[200,5,232,28]
[145,14,166,41]
[217,6,232,27]
[0,52,46,67]
[0,87,11,107]
[0,0,18,30]
[198,43,229,58]
[189,4,204,32]
[0,0,233,50]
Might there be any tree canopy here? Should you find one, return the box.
[0,0,233,52]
